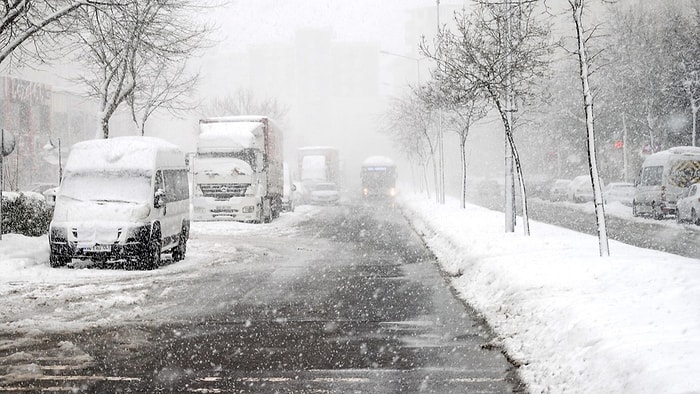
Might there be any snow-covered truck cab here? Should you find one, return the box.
[633,146,700,219]
[192,117,284,223]
[48,137,191,269]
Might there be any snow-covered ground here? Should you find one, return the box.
[400,193,700,394]
[1,196,699,393]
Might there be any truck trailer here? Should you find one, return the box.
[192,116,284,223]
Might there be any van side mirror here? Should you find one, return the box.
[154,188,166,208]
[292,184,297,192]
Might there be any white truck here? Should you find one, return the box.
[192,116,284,223]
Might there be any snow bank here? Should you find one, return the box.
[399,193,700,394]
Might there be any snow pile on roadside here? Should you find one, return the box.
[0,234,49,273]
[399,193,700,394]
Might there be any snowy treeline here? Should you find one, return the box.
[380,0,700,247]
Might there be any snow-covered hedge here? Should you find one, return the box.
[1,193,52,236]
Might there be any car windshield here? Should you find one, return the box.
[59,170,152,204]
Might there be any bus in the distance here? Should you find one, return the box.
[361,156,397,200]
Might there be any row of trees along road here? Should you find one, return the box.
[0,0,215,138]
[382,0,700,257]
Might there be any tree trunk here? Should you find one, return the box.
[488,86,531,236]
[460,137,468,209]
[571,0,610,257]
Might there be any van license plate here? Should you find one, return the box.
[85,245,111,252]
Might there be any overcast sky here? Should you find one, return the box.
[204,0,465,54]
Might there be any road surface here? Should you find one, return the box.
[0,201,523,393]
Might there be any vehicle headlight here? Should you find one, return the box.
[131,204,151,220]
[242,205,255,213]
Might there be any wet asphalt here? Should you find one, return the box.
[0,199,524,393]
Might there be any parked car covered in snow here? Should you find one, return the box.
[567,175,594,203]
[548,179,571,202]
[603,182,635,206]
[676,183,700,225]
[310,182,340,205]
[48,136,190,269]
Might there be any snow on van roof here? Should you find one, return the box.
[65,136,184,172]
[643,146,700,166]
[362,156,395,166]
[198,121,261,152]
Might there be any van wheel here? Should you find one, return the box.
[138,228,161,270]
[172,226,188,262]
[632,202,640,217]
[652,203,664,220]
[692,209,699,226]
[49,253,70,268]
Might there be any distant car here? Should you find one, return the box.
[567,175,594,203]
[310,182,339,205]
[603,182,635,206]
[548,179,571,202]
[676,183,700,225]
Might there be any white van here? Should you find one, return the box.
[633,146,700,219]
[48,137,190,269]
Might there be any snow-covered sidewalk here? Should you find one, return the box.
[399,193,700,394]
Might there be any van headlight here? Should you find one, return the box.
[131,204,151,220]
[242,206,255,213]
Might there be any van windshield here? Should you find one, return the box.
[59,170,152,204]
[640,166,663,186]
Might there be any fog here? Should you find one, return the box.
[0,0,671,199]
[164,0,471,193]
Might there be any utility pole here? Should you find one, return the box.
[436,0,445,204]
[504,0,516,232]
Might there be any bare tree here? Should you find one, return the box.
[0,0,109,68]
[128,54,200,136]
[421,2,551,235]
[569,0,609,257]
[70,0,212,138]
[381,91,437,199]
[417,77,488,208]
[202,90,289,123]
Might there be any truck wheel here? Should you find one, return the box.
[171,226,188,262]
[49,253,70,268]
